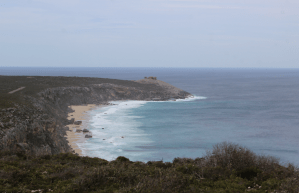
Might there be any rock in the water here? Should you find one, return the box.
[83,129,89,132]
[74,121,82,125]
[85,134,92,138]
[76,129,82,132]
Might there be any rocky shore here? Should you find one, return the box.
[0,76,191,157]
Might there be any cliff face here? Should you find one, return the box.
[0,77,191,157]
[0,106,71,157]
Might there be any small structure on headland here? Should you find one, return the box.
[144,76,157,80]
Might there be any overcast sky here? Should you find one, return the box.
[0,0,298,68]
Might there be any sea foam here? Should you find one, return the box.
[77,96,207,161]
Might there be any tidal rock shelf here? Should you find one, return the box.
[0,76,192,157]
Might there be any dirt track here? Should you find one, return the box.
[8,87,25,94]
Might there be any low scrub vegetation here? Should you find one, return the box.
[1,142,298,192]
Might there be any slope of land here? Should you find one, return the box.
[0,76,191,157]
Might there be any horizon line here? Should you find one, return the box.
[0,66,299,69]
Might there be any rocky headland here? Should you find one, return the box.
[0,76,191,157]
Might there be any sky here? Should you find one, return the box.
[0,0,298,68]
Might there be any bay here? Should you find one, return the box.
[1,67,299,165]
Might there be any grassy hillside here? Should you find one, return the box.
[1,142,298,193]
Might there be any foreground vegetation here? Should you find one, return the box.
[1,142,298,193]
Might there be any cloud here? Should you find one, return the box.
[0,0,298,67]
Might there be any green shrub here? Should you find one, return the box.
[0,142,298,192]
[115,156,130,162]
[204,142,257,171]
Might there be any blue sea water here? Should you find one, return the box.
[1,67,299,165]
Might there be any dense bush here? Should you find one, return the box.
[0,142,298,192]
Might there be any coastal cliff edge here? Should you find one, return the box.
[0,76,191,157]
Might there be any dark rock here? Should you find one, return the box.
[76,129,82,132]
[83,129,89,132]
[85,134,92,138]
[74,121,82,125]
[68,118,75,124]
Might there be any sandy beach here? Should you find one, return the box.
[66,104,100,156]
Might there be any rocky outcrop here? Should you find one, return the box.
[135,79,188,98]
[83,129,89,132]
[0,77,192,157]
[74,121,82,125]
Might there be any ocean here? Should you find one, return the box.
[1,67,299,165]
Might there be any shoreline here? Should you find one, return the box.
[65,96,197,156]
[66,104,101,156]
